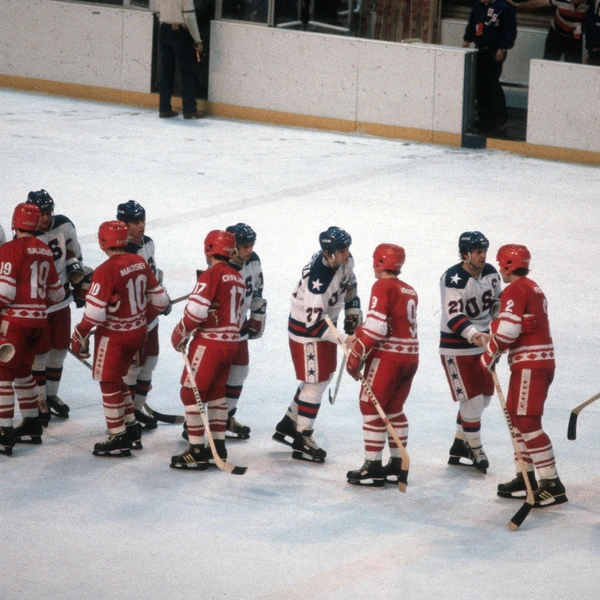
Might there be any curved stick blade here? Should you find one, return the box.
[567,411,578,441]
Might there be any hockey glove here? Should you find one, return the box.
[346,338,368,381]
[480,336,503,372]
[66,257,86,285]
[247,297,267,339]
[171,320,191,351]
[344,297,362,335]
[71,324,91,359]
[71,267,94,308]
[522,313,537,334]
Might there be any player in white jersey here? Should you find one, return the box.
[222,223,266,440]
[273,226,361,462]
[439,231,501,473]
[0,224,6,247]
[27,190,86,424]
[116,200,171,431]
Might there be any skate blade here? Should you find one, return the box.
[533,494,568,508]
[226,432,250,440]
[347,479,385,488]
[497,490,528,499]
[169,462,208,470]
[292,450,325,463]
[130,441,143,450]
[140,423,158,431]
[49,410,69,419]
[14,437,43,445]
[448,455,473,467]
[93,449,132,457]
[272,432,293,447]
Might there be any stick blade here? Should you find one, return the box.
[508,501,533,530]
[219,461,248,475]
[397,468,409,493]
[567,411,578,441]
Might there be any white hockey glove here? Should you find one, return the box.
[247,297,267,339]
[344,296,362,335]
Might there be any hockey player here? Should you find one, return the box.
[273,226,361,463]
[439,231,501,474]
[27,189,85,424]
[0,224,5,247]
[170,230,246,470]
[117,200,171,431]
[223,222,266,439]
[0,203,64,455]
[345,244,418,487]
[481,244,567,507]
[70,221,169,457]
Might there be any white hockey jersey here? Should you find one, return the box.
[229,251,264,341]
[288,251,357,344]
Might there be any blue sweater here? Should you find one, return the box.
[464,0,517,50]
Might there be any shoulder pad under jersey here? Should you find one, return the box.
[443,263,471,289]
[51,214,75,229]
[304,251,336,295]
[481,263,498,277]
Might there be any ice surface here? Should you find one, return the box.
[1,88,600,600]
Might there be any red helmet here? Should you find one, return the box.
[204,230,236,258]
[98,220,128,251]
[496,244,531,274]
[12,203,41,232]
[373,243,405,274]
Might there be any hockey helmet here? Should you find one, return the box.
[459,231,489,256]
[373,243,405,274]
[204,230,236,258]
[496,244,531,275]
[98,220,128,251]
[26,189,54,213]
[12,203,41,232]
[116,200,146,223]
[226,223,256,246]
[319,226,352,253]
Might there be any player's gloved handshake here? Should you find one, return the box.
[480,336,503,372]
[346,337,367,381]
[71,324,91,359]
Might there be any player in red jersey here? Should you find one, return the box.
[170,230,246,470]
[0,203,64,455]
[70,221,169,457]
[481,244,567,507]
[345,244,419,487]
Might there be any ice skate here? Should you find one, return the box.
[347,459,385,487]
[383,457,403,482]
[170,444,208,470]
[126,421,143,450]
[13,417,43,445]
[0,426,15,456]
[447,437,472,466]
[93,432,131,457]
[469,445,489,474]
[134,408,158,431]
[207,439,227,466]
[272,414,296,447]
[291,429,326,463]
[46,394,70,418]
[533,477,568,508]
[38,400,51,428]
[497,471,538,499]
[226,416,250,440]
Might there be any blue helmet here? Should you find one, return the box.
[27,189,54,213]
[319,226,352,253]
[459,231,489,256]
[226,223,256,246]
[117,200,145,223]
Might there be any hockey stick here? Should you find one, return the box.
[328,355,346,405]
[567,392,600,440]
[67,348,184,424]
[170,293,190,305]
[491,370,535,531]
[324,316,409,493]
[181,351,247,475]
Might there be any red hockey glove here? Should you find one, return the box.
[71,324,91,359]
[480,336,502,372]
[171,320,191,351]
[522,313,537,334]
[107,294,121,314]
[247,318,265,339]
[346,338,367,381]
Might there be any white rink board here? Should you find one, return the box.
[527,59,600,152]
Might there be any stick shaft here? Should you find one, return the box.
[329,355,347,405]
[571,392,600,416]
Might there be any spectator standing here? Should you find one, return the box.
[586,0,600,64]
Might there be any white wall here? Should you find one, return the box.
[0,0,153,93]
[209,21,471,135]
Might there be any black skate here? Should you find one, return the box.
[383,457,403,482]
[38,397,51,428]
[292,429,326,463]
[448,437,472,466]
[134,409,158,431]
[207,439,227,466]
[347,459,385,487]
[469,445,489,474]
[272,414,296,447]
[93,433,131,457]
[170,444,208,470]
[14,417,43,445]
[226,416,250,440]
[497,471,538,499]
[47,395,70,418]
[0,426,15,456]
[126,421,143,450]
[533,477,568,508]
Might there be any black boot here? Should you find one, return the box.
[497,471,538,499]
[383,457,403,482]
[46,395,70,418]
[14,417,43,444]
[346,459,385,487]
[126,421,143,450]
[208,439,227,466]
[0,426,15,456]
[170,444,208,470]
[533,477,568,508]
[93,432,131,457]
[292,429,326,463]
[226,415,250,440]
[134,409,158,431]
[272,414,296,447]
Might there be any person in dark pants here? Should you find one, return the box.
[586,0,600,65]
[463,0,517,134]
[156,0,206,119]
